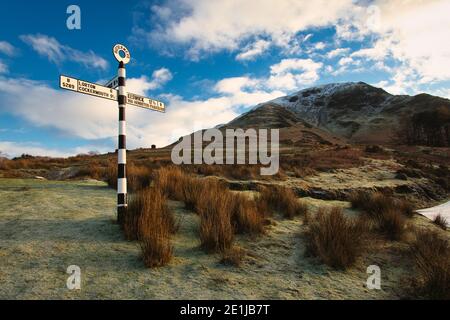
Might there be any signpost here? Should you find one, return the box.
[59,44,165,223]
[127,92,165,112]
[105,76,119,89]
[60,76,117,100]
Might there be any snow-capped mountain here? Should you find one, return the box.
[235,82,450,144]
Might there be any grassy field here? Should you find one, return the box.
[2,177,434,299]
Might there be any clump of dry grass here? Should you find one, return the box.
[153,166,185,200]
[290,167,317,178]
[180,176,206,210]
[258,185,308,219]
[350,191,413,217]
[103,163,153,193]
[184,164,287,181]
[104,163,117,189]
[230,193,265,235]
[123,188,176,267]
[407,230,450,299]
[220,247,246,267]
[433,214,448,230]
[73,164,104,180]
[127,164,153,193]
[376,208,407,241]
[350,191,411,240]
[196,183,234,253]
[304,206,368,270]
[123,191,145,241]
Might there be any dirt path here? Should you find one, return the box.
[0,178,416,299]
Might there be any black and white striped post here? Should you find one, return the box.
[59,44,165,224]
[113,44,131,224]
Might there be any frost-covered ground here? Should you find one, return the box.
[1,178,436,300]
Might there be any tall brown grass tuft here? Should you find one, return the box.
[230,193,265,235]
[153,166,185,200]
[104,163,117,189]
[103,163,153,193]
[181,176,205,210]
[196,183,234,253]
[258,185,308,219]
[350,191,410,240]
[304,206,367,269]
[123,188,176,267]
[407,230,450,299]
[433,214,448,230]
[127,164,153,193]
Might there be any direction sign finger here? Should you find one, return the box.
[127,92,165,113]
[60,75,118,101]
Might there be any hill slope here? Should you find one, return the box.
[239,82,450,144]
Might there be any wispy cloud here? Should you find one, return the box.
[0,41,17,56]
[20,34,108,70]
[0,60,8,74]
[137,0,354,59]
[267,58,323,90]
[236,39,271,61]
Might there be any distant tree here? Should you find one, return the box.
[397,106,450,146]
[151,144,156,149]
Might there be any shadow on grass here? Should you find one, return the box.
[0,217,123,242]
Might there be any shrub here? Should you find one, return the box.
[408,230,450,299]
[304,206,367,269]
[258,185,308,219]
[433,214,448,230]
[124,188,176,267]
[197,185,234,253]
[230,193,265,235]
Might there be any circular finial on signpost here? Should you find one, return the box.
[113,44,131,64]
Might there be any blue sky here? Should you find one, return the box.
[1,0,449,157]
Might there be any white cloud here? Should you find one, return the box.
[0,41,16,56]
[235,39,271,61]
[133,0,450,95]
[335,0,450,87]
[143,0,355,59]
[215,76,284,105]
[0,60,287,154]
[314,42,326,50]
[0,141,108,158]
[0,61,7,74]
[151,68,173,88]
[20,34,108,70]
[429,88,450,100]
[268,58,323,90]
[126,68,173,94]
[326,47,350,59]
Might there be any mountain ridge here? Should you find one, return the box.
[231,81,450,144]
